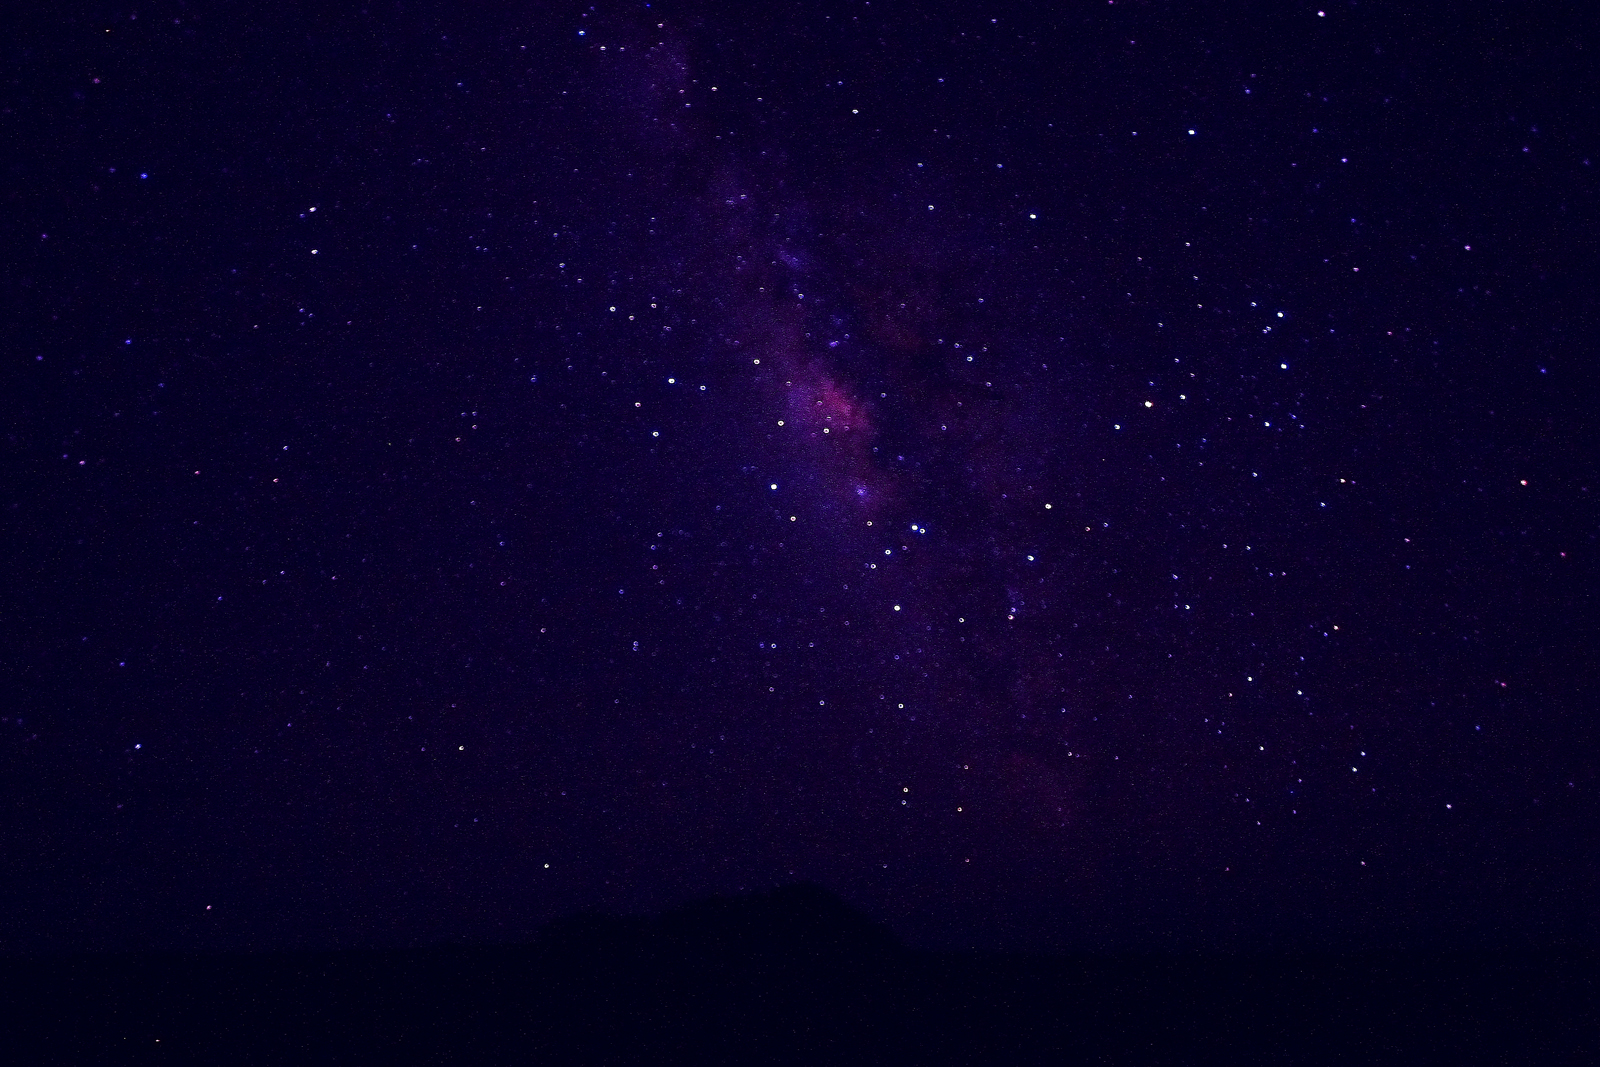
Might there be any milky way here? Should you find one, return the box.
[562,15,1162,942]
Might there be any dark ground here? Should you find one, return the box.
[4,885,1597,1064]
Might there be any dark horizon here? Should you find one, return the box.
[6,883,1597,1063]
[5,0,1597,967]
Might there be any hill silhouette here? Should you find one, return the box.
[2,883,1594,1064]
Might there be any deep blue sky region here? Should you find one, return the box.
[5,0,1597,954]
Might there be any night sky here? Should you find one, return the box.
[6,1,1597,956]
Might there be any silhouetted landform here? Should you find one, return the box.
[3,883,1595,1065]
